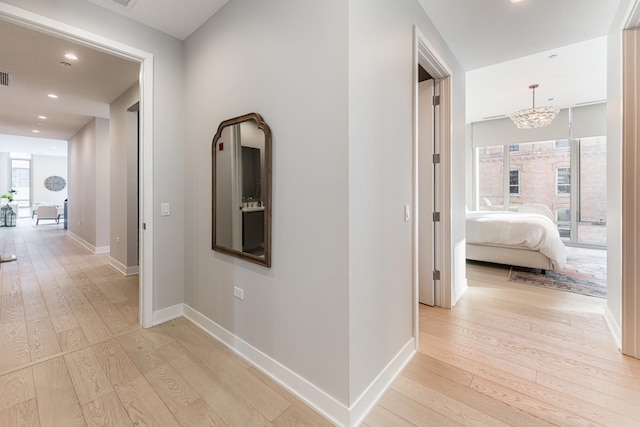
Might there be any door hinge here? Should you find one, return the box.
[143,222,146,230]
[433,95,440,106]
[433,270,441,280]
[433,212,440,222]
[433,153,440,164]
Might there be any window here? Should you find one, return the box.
[556,208,571,239]
[509,144,520,152]
[555,139,570,149]
[509,169,520,195]
[556,167,570,194]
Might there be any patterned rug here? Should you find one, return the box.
[508,250,607,298]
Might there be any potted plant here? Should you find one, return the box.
[1,189,17,204]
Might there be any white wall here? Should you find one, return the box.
[68,118,109,248]
[32,154,67,206]
[184,0,351,406]
[2,0,186,312]
[348,0,466,405]
[109,83,140,270]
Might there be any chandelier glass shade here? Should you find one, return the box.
[511,84,559,129]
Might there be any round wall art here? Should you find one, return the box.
[44,176,66,191]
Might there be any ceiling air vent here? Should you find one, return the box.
[0,71,12,88]
[112,0,138,8]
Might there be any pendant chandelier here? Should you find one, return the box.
[511,84,559,129]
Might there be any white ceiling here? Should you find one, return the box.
[417,0,623,124]
[0,0,626,150]
[0,19,140,142]
[86,0,229,40]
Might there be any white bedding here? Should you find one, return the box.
[466,211,567,269]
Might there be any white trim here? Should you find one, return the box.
[605,304,622,351]
[413,26,454,314]
[0,3,155,330]
[152,304,184,326]
[107,256,139,276]
[349,339,416,427]
[67,231,110,254]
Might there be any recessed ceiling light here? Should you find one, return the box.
[32,129,40,133]
[48,93,58,99]
[64,53,78,60]
[38,115,47,120]
[510,0,524,3]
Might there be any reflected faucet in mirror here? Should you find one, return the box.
[212,113,271,267]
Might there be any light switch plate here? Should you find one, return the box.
[404,205,411,222]
[161,202,170,216]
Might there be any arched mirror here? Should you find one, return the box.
[212,113,271,267]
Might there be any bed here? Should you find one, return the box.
[466,210,567,271]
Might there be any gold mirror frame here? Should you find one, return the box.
[212,113,272,267]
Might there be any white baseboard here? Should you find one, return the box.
[604,304,622,351]
[108,256,139,276]
[152,304,184,326]
[181,304,415,427]
[67,231,110,254]
[349,338,416,426]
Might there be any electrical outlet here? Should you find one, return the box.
[116,236,120,244]
[233,286,244,300]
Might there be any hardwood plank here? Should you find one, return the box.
[69,303,114,343]
[138,324,175,349]
[469,375,595,427]
[118,331,200,413]
[392,375,510,426]
[174,398,227,427]
[157,342,273,427]
[26,318,61,361]
[32,357,86,427]
[64,347,114,405]
[21,291,49,322]
[0,398,40,427]
[162,319,289,420]
[0,321,30,372]
[378,388,461,426]
[81,392,134,427]
[363,405,416,427]
[92,339,181,427]
[0,368,35,412]
[1,271,20,297]
[41,288,79,333]
[392,359,549,425]
[247,367,332,427]
[0,294,25,325]
[58,327,90,353]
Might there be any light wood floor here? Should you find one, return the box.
[3,223,640,426]
[364,262,640,427]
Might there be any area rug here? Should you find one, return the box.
[508,251,607,298]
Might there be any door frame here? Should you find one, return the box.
[0,3,155,327]
[413,26,453,342]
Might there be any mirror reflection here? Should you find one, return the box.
[212,113,271,266]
